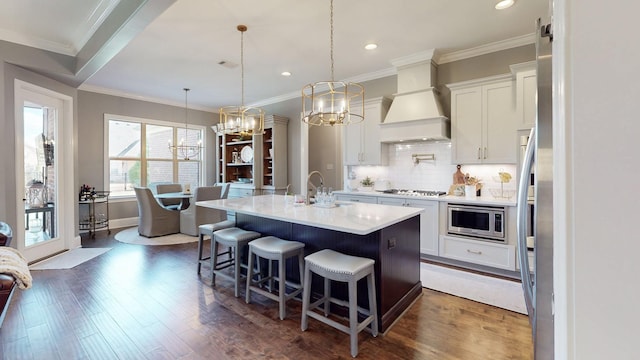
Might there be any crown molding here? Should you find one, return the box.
[80,34,535,110]
[251,67,397,108]
[436,33,536,64]
[78,84,216,112]
[390,49,436,68]
[0,29,76,56]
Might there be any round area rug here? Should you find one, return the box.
[114,227,199,246]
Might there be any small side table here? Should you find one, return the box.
[79,192,110,238]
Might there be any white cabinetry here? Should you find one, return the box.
[439,235,515,271]
[261,115,289,193]
[335,193,378,204]
[447,75,517,164]
[343,97,391,165]
[377,197,439,256]
[216,115,288,198]
[511,61,537,130]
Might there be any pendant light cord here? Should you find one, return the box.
[330,0,334,82]
[240,26,245,107]
[184,88,189,131]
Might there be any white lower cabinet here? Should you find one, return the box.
[335,194,378,204]
[227,186,255,199]
[439,235,515,271]
[377,197,439,256]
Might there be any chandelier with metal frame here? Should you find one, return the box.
[218,25,264,136]
[302,0,364,126]
[169,88,202,160]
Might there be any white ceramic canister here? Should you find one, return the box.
[464,185,476,198]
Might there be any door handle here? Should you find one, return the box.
[517,127,535,322]
[477,147,481,159]
[484,147,487,159]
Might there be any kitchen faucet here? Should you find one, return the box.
[306,171,324,205]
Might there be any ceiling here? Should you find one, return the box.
[0,0,549,111]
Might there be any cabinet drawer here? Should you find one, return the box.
[228,187,254,198]
[335,194,377,204]
[439,235,515,270]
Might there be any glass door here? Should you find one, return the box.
[15,86,66,262]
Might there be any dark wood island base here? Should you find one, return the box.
[236,213,422,333]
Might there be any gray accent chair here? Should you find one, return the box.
[180,184,230,236]
[156,183,183,210]
[134,187,180,237]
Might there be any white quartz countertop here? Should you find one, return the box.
[197,194,423,235]
[333,190,517,207]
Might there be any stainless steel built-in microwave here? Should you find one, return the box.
[447,204,505,242]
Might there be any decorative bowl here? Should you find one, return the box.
[489,188,516,199]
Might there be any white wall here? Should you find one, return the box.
[559,1,640,359]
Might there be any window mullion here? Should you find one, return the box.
[141,123,147,186]
[173,127,179,183]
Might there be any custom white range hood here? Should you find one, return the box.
[380,50,450,143]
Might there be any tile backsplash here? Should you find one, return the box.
[345,141,517,193]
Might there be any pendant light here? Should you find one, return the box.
[302,0,364,126]
[169,88,202,160]
[218,25,265,136]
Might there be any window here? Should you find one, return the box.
[105,115,204,198]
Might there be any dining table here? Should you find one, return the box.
[154,192,193,211]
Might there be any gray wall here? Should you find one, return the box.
[257,75,398,194]
[1,40,78,239]
[254,46,535,195]
[2,38,536,231]
[78,90,218,220]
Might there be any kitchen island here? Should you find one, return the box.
[197,194,424,332]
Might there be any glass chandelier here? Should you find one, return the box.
[218,25,264,137]
[302,0,364,126]
[169,88,202,160]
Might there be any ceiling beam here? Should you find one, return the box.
[73,0,177,86]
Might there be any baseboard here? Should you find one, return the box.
[106,217,138,230]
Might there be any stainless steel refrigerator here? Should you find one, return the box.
[517,18,554,359]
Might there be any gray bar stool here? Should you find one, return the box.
[211,227,261,297]
[245,236,305,320]
[197,220,235,276]
[301,249,378,358]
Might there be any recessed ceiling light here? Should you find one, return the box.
[495,0,515,10]
[364,43,378,50]
[281,71,291,76]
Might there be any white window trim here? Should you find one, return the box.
[103,113,207,199]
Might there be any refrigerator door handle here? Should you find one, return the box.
[517,127,536,323]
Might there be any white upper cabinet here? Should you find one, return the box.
[511,61,537,130]
[448,75,517,164]
[343,97,391,165]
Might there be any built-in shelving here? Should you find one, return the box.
[215,115,288,197]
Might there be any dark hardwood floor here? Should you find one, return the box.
[0,228,533,359]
